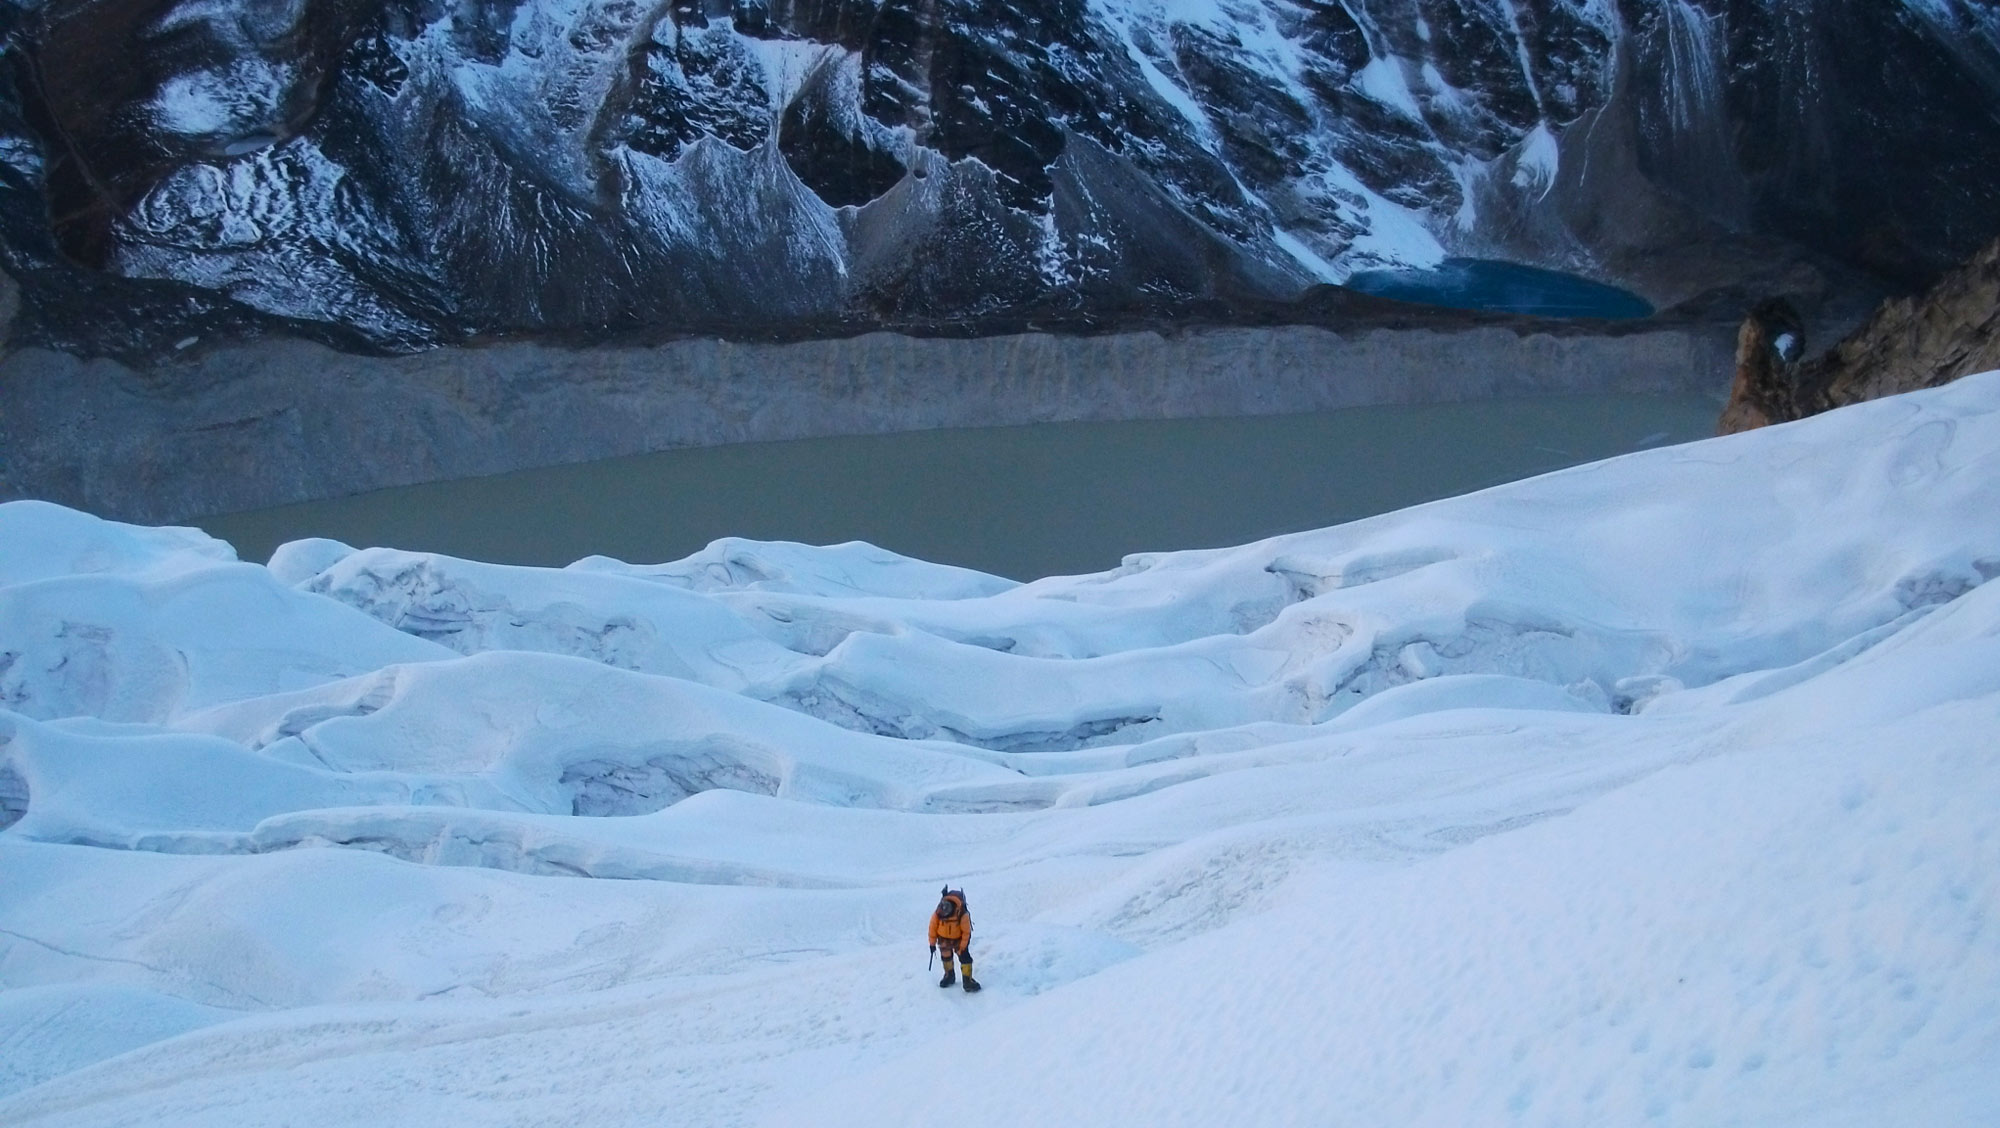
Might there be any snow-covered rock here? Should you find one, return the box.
[1,375,1997,1123]
[4,0,1998,351]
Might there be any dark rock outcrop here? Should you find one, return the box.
[1811,238,2000,410]
[1717,296,1803,434]
[0,263,17,352]
[0,0,1996,356]
[1720,237,2000,434]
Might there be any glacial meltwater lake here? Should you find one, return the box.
[1346,259,1656,319]
[200,392,1724,582]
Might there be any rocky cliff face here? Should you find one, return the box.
[1720,236,2000,435]
[0,259,17,351]
[2,0,1998,355]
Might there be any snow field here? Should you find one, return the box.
[1,374,1998,1124]
[799,588,2000,1126]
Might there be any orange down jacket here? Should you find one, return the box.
[929,892,972,951]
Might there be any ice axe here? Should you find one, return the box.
[927,883,946,971]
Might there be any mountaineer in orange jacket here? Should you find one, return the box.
[928,886,981,992]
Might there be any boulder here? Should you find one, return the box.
[1721,238,2000,434]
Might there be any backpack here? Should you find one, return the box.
[937,885,968,920]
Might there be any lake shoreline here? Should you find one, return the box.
[0,322,1736,527]
[198,394,1731,580]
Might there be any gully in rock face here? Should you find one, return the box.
[0,0,1996,355]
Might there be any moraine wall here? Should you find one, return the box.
[0,322,1735,525]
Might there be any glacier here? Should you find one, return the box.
[1,374,1998,1124]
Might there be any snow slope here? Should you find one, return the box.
[2,376,1999,1125]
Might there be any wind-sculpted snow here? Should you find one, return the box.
[0,505,453,724]
[261,374,2000,755]
[0,504,235,588]
[2,377,1999,1123]
[571,537,1016,600]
